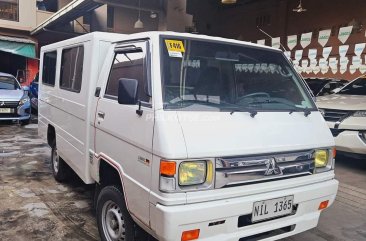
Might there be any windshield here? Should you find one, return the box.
[338,77,366,95]
[0,76,20,90]
[161,37,315,112]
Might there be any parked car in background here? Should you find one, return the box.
[305,78,348,96]
[317,76,366,159]
[0,72,31,125]
[29,73,39,112]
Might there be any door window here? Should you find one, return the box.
[60,46,84,93]
[105,43,150,103]
[42,51,57,86]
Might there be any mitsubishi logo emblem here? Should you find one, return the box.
[0,101,4,106]
[264,158,282,176]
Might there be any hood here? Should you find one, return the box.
[316,94,366,111]
[175,111,334,158]
[0,89,24,101]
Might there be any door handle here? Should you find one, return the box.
[97,111,105,119]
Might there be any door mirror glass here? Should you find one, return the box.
[118,78,138,105]
[22,86,30,92]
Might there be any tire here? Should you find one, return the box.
[97,186,137,241]
[50,141,69,182]
[20,116,31,126]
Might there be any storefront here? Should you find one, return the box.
[0,35,38,85]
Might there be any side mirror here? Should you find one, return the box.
[118,78,138,105]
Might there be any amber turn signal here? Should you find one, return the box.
[181,229,200,241]
[160,160,176,176]
[318,200,329,210]
[332,148,336,158]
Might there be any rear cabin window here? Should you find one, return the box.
[105,50,150,103]
[42,51,57,86]
[60,46,84,93]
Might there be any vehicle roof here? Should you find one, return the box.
[42,31,281,53]
[115,31,281,52]
[0,72,16,78]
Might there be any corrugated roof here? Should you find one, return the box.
[0,35,36,45]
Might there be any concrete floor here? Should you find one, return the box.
[0,119,365,241]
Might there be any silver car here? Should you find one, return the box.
[0,72,31,125]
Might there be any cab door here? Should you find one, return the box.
[94,40,153,225]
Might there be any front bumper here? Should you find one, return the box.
[150,179,338,241]
[0,102,31,121]
[332,130,366,155]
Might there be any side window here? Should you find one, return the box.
[42,51,57,86]
[105,44,150,103]
[60,46,84,93]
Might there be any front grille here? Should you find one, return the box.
[322,109,353,122]
[330,128,345,137]
[215,150,314,188]
[0,101,19,108]
[0,113,19,118]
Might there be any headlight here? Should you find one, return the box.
[353,111,366,117]
[313,148,335,173]
[179,161,207,186]
[19,96,30,106]
[314,149,329,168]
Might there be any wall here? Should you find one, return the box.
[187,0,366,80]
[0,0,37,31]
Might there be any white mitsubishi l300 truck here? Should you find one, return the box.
[38,31,338,241]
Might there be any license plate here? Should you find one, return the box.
[0,108,12,113]
[252,195,294,222]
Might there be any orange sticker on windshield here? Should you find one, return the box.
[165,40,185,53]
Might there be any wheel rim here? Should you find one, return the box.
[52,148,59,174]
[101,200,125,241]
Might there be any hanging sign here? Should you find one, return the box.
[257,39,265,45]
[272,37,281,49]
[313,65,320,74]
[339,45,349,57]
[284,51,291,59]
[338,26,353,44]
[321,66,329,74]
[340,65,347,74]
[287,35,297,50]
[359,65,366,74]
[308,49,317,59]
[322,47,332,59]
[300,32,312,48]
[295,50,303,60]
[352,56,361,68]
[301,59,309,68]
[349,64,357,74]
[310,59,318,67]
[329,57,338,67]
[331,66,338,74]
[319,58,328,67]
[318,29,331,47]
[339,57,349,66]
[354,43,366,56]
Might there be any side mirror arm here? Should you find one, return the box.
[136,101,143,116]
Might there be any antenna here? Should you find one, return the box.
[256,26,288,52]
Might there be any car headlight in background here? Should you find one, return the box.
[19,96,30,106]
[353,111,366,117]
[313,148,335,173]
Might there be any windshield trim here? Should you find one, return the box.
[159,35,317,112]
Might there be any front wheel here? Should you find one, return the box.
[97,186,137,241]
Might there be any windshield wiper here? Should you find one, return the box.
[247,98,312,117]
[230,108,258,117]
